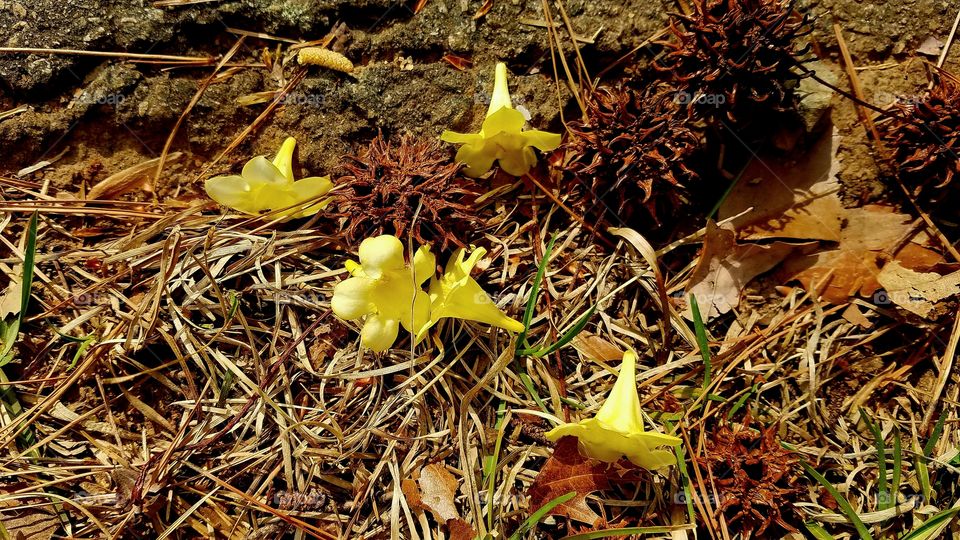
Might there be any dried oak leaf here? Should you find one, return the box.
[571,333,624,363]
[780,205,944,303]
[684,220,809,320]
[403,463,476,538]
[528,436,640,527]
[718,127,843,242]
[876,262,960,318]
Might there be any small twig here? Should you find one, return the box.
[0,47,214,64]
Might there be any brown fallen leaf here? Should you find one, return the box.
[781,205,943,304]
[442,54,473,71]
[405,463,460,522]
[528,436,639,526]
[875,262,960,318]
[86,152,183,200]
[684,221,809,320]
[841,304,872,328]
[719,127,843,242]
[447,518,478,540]
[571,333,623,362]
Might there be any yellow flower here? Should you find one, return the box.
[440,62,562,177]
[331,235,435,352]
[418,246,524,339]
[205,137,333,219]
[546,351,681,470]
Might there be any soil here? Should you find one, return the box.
[3,0,958,206]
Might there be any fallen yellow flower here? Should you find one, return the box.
[440,62,561,177]
[419,246,524,339]
[205,137,333,219]
[546,350,681,470]
[331,235,435,352]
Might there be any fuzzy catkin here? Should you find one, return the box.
[296,47,354,73]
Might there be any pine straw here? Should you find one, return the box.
[1,172,957,539]
[2,24,960,540]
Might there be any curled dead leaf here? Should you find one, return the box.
[685,221,810,320]
[875,262,960,318]
[719,127,843,242]
[87,153,183,200]
[528,436,640,527]
[780,205,943,304]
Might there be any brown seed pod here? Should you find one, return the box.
[655,0,812,127]
[332,133,483,250]
[564,82,702,223]
[697,420,804,536]
[880,77,960,201]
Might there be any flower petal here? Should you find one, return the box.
[545,419,680,470]
[440,130,483,145]
[361,313,400,352]
[455,143,498,178]
[413,245,436,286]
[242,156,289,185]
[358,235,405,278]
[271,137,298,181]
[289,175,334,217]
[204,175,260,214]
[430,247,523,332]
[481,106,526,137]
[594,351,645,434]
[495,144,537,177]
[522,129,562,151]
[331,277,375,320]
[400,289,432,336]
[486,62,513,116]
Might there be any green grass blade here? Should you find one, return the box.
[508,491,576,540]
[900,503,960,540]
[517,232,558,348]
[20,211,38,317]
[689,295,712,394]
[727,382,760,420]
[800,460,874,540]
[803,521,837,540]
[527,305,596,357]
[891,427,901,508]
[923,413,946,458]
[0,212,38,366]
[666,420,695,523]
[860,408,889,510]
[917,413,947,506]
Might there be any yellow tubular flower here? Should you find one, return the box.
[546,351,681,470]
[205,137,333,219]
[331,235,435,352]
[440,62,562,178]
[418,247,524,340]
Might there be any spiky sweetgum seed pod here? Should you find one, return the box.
[881,78,960,197]
[655,0,812,125]
[564,82,702,223]
[332,134,483,250]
